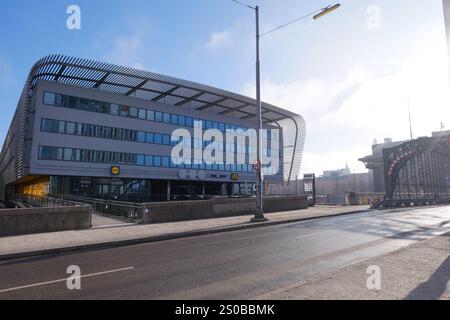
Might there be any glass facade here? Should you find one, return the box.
[37,145,261,173]
[41,91,282,175]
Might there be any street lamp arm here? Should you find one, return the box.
[259,4,341,38]
[231,0,256,10]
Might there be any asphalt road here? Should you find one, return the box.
[0,206,449,300]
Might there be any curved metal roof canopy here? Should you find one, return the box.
[29,55,300,123]
[25,55,306,182]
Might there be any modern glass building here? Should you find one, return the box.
[0,55,306,202]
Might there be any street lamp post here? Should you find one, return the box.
[253,5,265,222]
[232,1,341,222]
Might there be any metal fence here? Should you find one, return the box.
[54,194,144,221]
[10,194,87,208]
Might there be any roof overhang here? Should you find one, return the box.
[28,55,300,125]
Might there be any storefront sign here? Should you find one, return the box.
[111,166,121,176]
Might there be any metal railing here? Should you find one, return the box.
[10,194,88,208]
[53,194,144,221]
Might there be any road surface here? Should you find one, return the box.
[0,206,449,299]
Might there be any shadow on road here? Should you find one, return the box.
[405,254,450,300]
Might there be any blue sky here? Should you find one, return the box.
[1,0,449,175]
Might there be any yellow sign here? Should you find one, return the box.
[231,173,239,181]
[111,166,121,176]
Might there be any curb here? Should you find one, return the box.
[0,208,371,261]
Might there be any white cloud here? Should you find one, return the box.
[205,31,232,50]
[98,17,153,70]
[241,24,450,176]
[104,33,147,70]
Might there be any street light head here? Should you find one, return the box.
[313,3,341,20]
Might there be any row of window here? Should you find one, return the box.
[43,91,279,140]
[40,118,278,156]
[37,146,280,174]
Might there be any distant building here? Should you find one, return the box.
[360,131,450,198]
[322,163,351,178]
[359,138,406,193]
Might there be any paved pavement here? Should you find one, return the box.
[261,231,450,300]
[0,205,369,260]
[91,212,135,229]
[0,206,448,300]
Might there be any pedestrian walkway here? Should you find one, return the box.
[91,212,136,229]
[0,205,370,260]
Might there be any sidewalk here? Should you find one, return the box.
[258,232,450,300]
[0,205,369,261]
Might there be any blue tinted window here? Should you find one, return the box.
[178,116,186,126]
[147,110,155,121]
[162,156,170,167]
[137,155,145,166]
[146,132,154,144]
[155,112,163,122]
[171,114,178,125]
[145,155,153,166]
[155,134,162,144]
[163,135,170,145]
[138,109,146,119]
[137,131,146,142]
[154,156,161,167]
[163,113,171,123]
[43,92,56,105]
[186,117,193,127]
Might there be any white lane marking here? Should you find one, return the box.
[296,230,335,239]
[0,267,135,294]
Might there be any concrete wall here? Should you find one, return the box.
[0,205,92,237]
[143,196,308,223]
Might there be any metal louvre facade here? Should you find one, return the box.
[0,55,306,199]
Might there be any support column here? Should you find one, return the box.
[167,180,171,201]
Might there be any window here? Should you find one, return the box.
[171,114,178,125]
[66,122,76,135]
[163,113,171,124]
[178,116,186,126]
[100,102,110,114]
[63,148,73,161]
[120,105,129,116]
[147,110,155,121]
[155,112,163,122]
[78,98,90,111]
[137,155,145,166]
[43,92,56,105]
[129,107,138,118]
[154,134,162,144]
[110,104,120,115]
[58,121,65,134]
[38,146,57,160]
[154,156,161,167]
[67,96,78,109]
[186,117,193,127]
[163,134,170,145]
[136,131,146,143]
[41,119,57,132]
[162,156,170,167]
[145,155,153,166]
[138,108,147,120]
[146,132,154,144]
